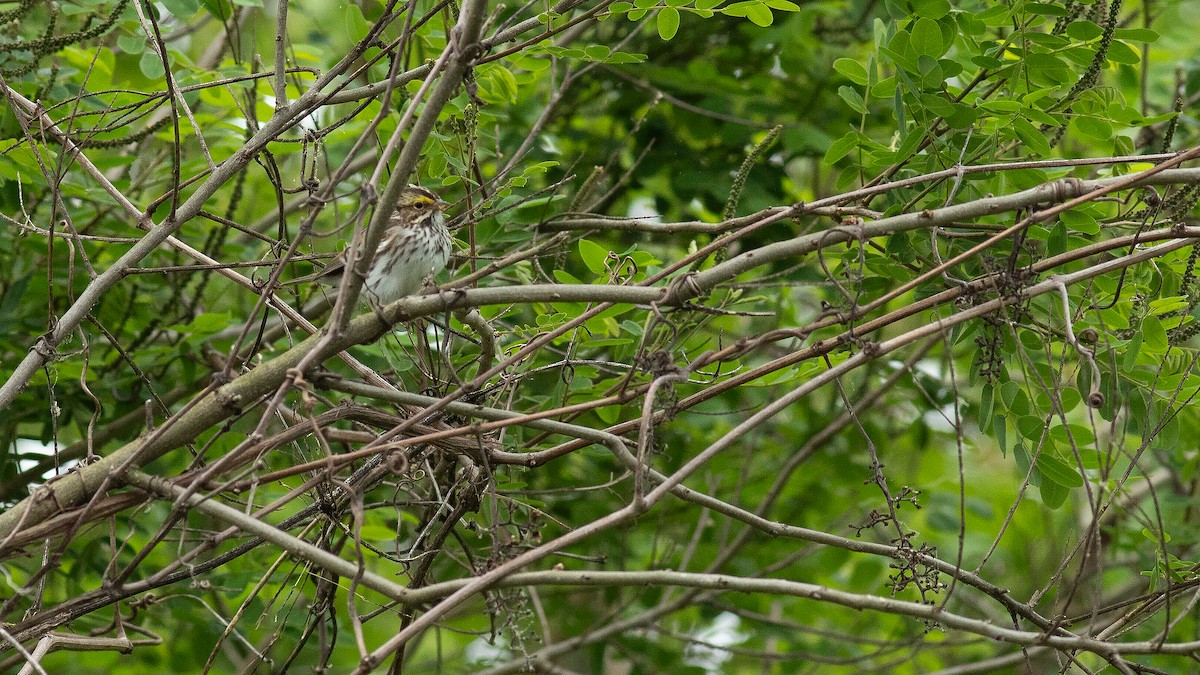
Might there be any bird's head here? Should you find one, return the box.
[396,186,449,221]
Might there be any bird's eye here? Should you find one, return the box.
[414,201,426,209]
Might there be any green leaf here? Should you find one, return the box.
[884,31,918,73]
[1142,316,1168,353]
[725,1,773,26]
[910,0,950,19]
[1065,20,1103,41]
[139,50,165,80]
[0,275,31,320]
[762,0,800,11]
[197,0,230,20]
[117,35,146,55]
[1115,28,1159,43]
[1047,221,1066,257]
[837,86,867,114]
[168,312,231,335]
[657,7,680,40]
[1123,332,1143,371]
[583,45,611,60]
[980,100,1021,113]
[1141,527,1171,545]
[1022,105,1063,128]
[1014,442,1033,478]
[605,50,648,64]
[579,239,610,275]
[909,17,945,58]
[595,404,620,425]
[822,133,856,165]
[1105,40,1141,65]
[746,3,774,26]
[1149,296,1189,316]
[1025,52,1073,84]
[1049,424,1094,449]
[1012,117,1052,156]
[979,384,994,431]
[1039,479,1069,509]
[1016,415,1044,442]
[490,65,519,103]
[1060,210,1099,235]
[160,0,200,16]
[553,269,583,285]
[833,58,869,85]
[1037,452,1083,488]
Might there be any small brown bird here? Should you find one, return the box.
[293,186,452,304]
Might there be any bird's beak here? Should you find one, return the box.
[436,198,450,212]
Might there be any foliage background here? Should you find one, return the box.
[2,0,1200,672]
